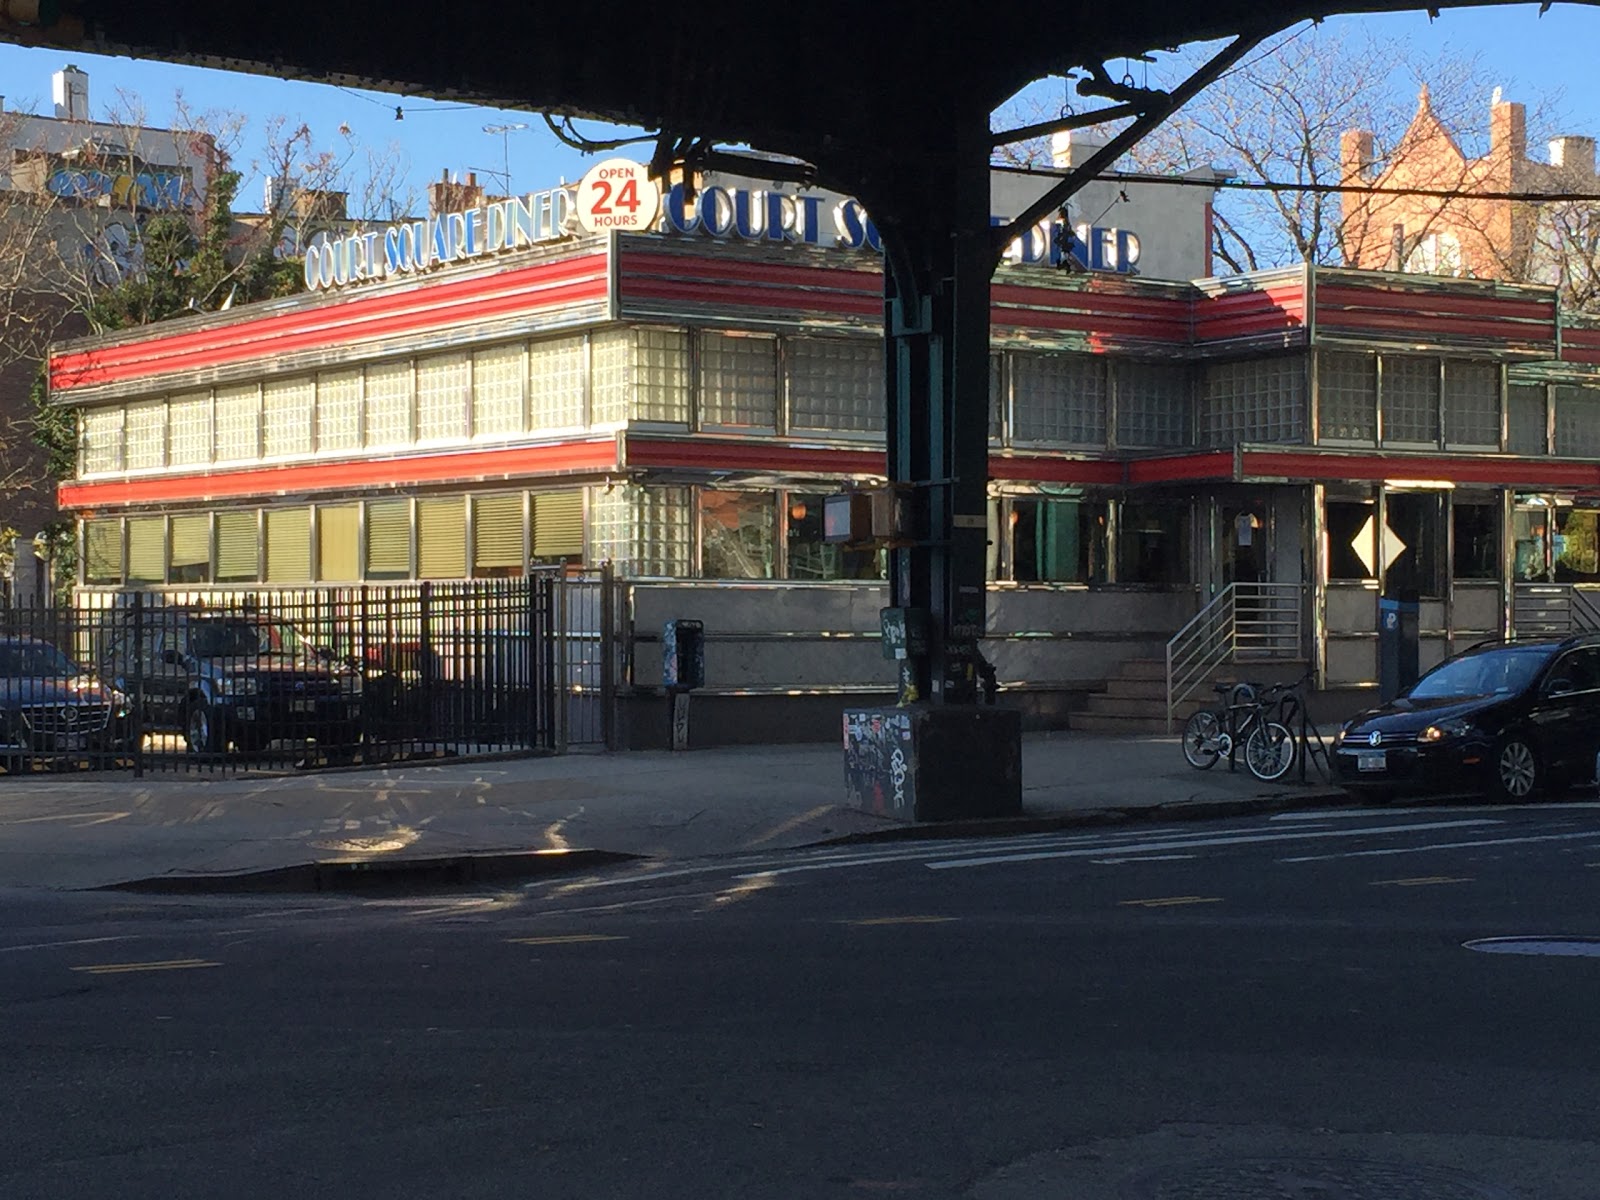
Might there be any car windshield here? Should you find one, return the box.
[188,620,307,659]
[1407,647,1550,701]
[0,642,78,678]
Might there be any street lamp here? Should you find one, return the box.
[480,122,529,196]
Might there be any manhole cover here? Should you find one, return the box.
[1465,936,1600,957]
[1122,1156,1514,1199]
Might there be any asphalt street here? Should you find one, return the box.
[6,801,1600,1199]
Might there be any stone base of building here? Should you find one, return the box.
[843,704,1023,823]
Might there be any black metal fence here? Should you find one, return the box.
[0,573,615,777]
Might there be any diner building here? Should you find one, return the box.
[47,152,1600,745]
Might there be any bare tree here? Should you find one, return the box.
[992,26,1562,276]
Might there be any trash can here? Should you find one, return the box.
[663,619,704,751]
[1377,592,1419,704]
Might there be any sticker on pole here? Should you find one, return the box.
[573,158,661,234]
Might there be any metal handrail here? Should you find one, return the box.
[1165,582,1302,732]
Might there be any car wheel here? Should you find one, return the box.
[1491,735,1540,803]
[1182,710,1224,769]
[185,701,222,754]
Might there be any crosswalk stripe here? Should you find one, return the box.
[924,819,1499,871]
[1280,829,1600,863]
[1120,896,1222,908]
[506,934,628,945]
[71,959,220,975]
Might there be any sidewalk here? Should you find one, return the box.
[0,731,1348,891]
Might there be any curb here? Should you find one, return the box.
[98,848,641,896]
[811,785,1355,847]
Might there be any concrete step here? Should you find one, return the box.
[1070,712,1177,735]
[1101,676,1171,701]
[1114,658,1169,681]
[1081,694,1204,720]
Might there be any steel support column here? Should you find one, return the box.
[880,117,993,706]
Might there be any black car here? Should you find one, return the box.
[99,611,362,754]
[0,637,129,770]
[1332,634,1600,802]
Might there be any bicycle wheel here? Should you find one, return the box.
[1181,709,1224,769]
[1244,721,1296,782]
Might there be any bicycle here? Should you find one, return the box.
[1181,679,1297,782]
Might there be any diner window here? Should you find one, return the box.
[364,361,414,449]
[1508,384,1548,454]
[473,494,526,578]
[634,329,691,423]
[1452,502,1500,581]
[1116,361,1190,448]
[528,335,586,430]
[472,344,525,437]
[532,491,585,566]
[1385,491,1447,597]
[1117,501,1189,586]
[1514,498,1553,581]
[417,496,467,578]
[168,392,213,467]
[1012,352,1106,445]
[1011,496,1107,583]
[317,505,360,582]
[784,492,884,580]
[789,339,884,433]
[264,508,312,583]
[1327,497,1377,582]
[216,511,260,582]
[1555,502,1600,583]
[123,400,166,470]
[365,499,412,579]
[1319,352,1377,444]
[700,489,775,579]
[214,383,261,463]
[1380,356,1440,446]
[169,514,211,584]
[639,486,692,576]
[81,407,124,474]
[1444,361,1501,449]
[316,370,362,453]
[590,330,630,425]
[83,519,122,585]
[262,377,314,459]
[989,354,1004,443]
[699,332,777,429]
[416,353,470,443]
[1554,385,1600,457]
[126,517,165,585]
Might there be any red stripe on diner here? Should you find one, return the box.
[990,457,1122,485]
[619,277,883,319]
[1127,453,1235,483]
[620,247,882,295]
[58,440,620,509]
[52,255,609,392]
[1317,309,1555,342]
[1315,283,1554,320]
[992,306,1190,342]
[624,437,884,475]
[1242,450,1600,487]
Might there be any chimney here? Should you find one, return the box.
[1550,135,1596,178]
[1050,128,1108,170]
[52,65,87,121]
[1341,128,1376,181]
[1491,97,1527,164]
[428,170,486,217]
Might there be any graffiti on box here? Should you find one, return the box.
[844,709,914,818]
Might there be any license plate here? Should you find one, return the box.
[1357,750,1387,772]
[291,699,318,714]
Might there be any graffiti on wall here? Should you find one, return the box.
[46,166,199,213]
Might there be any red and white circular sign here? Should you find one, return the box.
[573,158,662,234]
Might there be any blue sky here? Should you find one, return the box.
[0,2,1596,213]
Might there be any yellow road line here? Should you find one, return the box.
[841,916,956,926]
[1119,896,1223,908]
[1371,876,1473,887]
[506,934,628,946]
[71,958,221,975]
